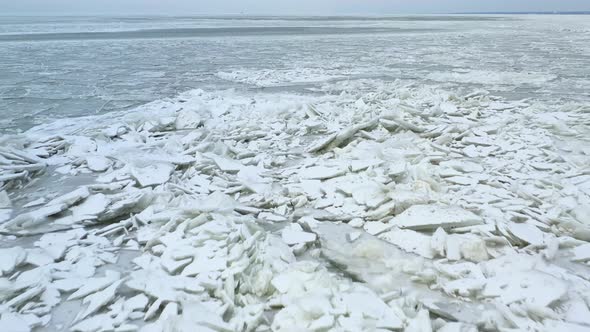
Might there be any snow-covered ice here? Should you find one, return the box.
[1,14,590,332]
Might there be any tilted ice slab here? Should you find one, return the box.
[388,204,484,231]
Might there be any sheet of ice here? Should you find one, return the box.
[0,247,27,276]
[86,156,112,172]
[0,190,11,208]
[426,70,557,86]
[389,205,483,231]
[299,166,346,180]
[281,223,317,245]
[215,67,361,87]
[130,163,174,187]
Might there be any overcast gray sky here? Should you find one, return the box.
[1,0,589,15]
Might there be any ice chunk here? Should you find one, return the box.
[69,271,121,300]
[103,124,129,138]
[0,312,42,332]
[431,227,448,257]
[446,176,477,186]
[175,109,202,129]
[0,247,27,276]
[439,102,459,115]
[406,309,432,332]
[281,223,317,245]
[75,279,123,322]
[350,159,383,172]
[172,302,232,331]
[389,205,483,231]
[70,314,115,332]
[3,204,65,231]
[299,166,346,180]
[363,221,394,236]
[211,155,243,173]
[439,160,484,173]
[308,315,335,330]
[86,156,112,172]
[347,231,362,242]
[341,291,403,328]
[131,163,174,187]
[237,166,271,194]
[348,218,365,228]
[24,248,54,266]
[462,136,494,147]
[350,182,388,208]
[380,228,434,258]
[161,254,192,275]
[70,194,110,222]
[127,269,205,302]
[506,222,546,246]
[46,187,91,207]
[571,243,590,262]
[459,237,489,262]
[125,294,149,313]
[483,271,567,307]
[308,119,378,152]
[22,198,45,208]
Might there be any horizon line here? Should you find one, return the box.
[1,10,589,17]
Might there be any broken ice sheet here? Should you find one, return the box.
[70,194,111,223]
[68,271,121,300]
[210,154,243,173]
[299,165,346,180]
[22,197,46,208]
[142,302,232,332]
[0,312,44,332]
[45,188,89,208]
[130,163,174,187]
[281,223,317,245]
[126,265,206,302]
[388,204,483,231]
[379,228,435,258]
[86,156,112,172]
[505,222,547,246]
[75,279,123,322]
[237,166,272,194]
[571,243,590,262]
[0,247,27,276]
[482,270,568,307]
[175,109,202,129]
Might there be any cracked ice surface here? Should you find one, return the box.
[0,81,589,331]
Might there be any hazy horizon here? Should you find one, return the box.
[1,0,589,16]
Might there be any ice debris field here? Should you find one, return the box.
[0,77,589,332]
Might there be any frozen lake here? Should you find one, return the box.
[1,14,590,332]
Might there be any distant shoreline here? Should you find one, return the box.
[1,11,589,18]
[456,11,590,15]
